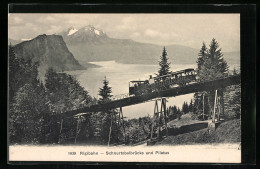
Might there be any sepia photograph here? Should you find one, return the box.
[8,13,241,163]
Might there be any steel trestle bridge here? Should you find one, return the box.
[56,74,240,119]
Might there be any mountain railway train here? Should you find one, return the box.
[129,68,197,96]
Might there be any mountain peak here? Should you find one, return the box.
[60,25,108,44]
[79,25,106,36]
[82,25,95,30]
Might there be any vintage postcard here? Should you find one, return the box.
[8,13,241,163]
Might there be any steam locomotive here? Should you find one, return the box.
[129,68,197,96]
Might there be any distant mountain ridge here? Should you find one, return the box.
[59,25,240,65]
[9,25,240,70]
[12,34,85,78]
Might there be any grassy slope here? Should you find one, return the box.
[156,118,240,145]
[167,113,206,128]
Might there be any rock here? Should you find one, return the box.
[13,34,85,78]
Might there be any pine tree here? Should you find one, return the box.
[193,39,229,120]
[98,76,113,103]
[177,107,182,120]
[158,47,171,78]
[182,101,189,114]
[198,39,229,81]
[196,42,207,77]
[189,99,193,112]
[97,76,119,145]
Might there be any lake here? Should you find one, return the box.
[66,61,239,119]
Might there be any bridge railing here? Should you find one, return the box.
[111,93,133,101]
[101,93,133,104]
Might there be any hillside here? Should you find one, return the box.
[13,34,85,78]
[59,25,240,65]
[155,118,241,145]
[66,40,200,65]
[60,26,192,65]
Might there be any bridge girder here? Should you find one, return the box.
[56,75,240,119]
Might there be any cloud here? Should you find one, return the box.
[45,16,55,22]
[46,25,63,34]
[8,15,24,26]
[130,32,141,38]
[115,16,138,31]
[8,14,240,51]
[36,15,57,24]
[13,17,23,24]
[145,29,160,38]
[144,29,179,39]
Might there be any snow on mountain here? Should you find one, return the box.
[66,25,106,37]
[67,27,78,36]
[94,30,100,35]
[21,38,32,41]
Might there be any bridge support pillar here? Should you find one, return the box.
[212,89,223,123]
[74,115,82,144]
[118,107,126,143]
[150,98,168,141]
[162,98,168,136]
[212,90,218,123]
[108,113,113,146]
[58,118,63,144]
[209,89,224,132]
[218,90,224,121]
[107,107,126,146]
[202,94,205,120]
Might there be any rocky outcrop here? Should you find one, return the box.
[13,34,85,77]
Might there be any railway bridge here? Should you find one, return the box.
[56,74,240,144]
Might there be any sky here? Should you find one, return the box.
[8,14,240,52]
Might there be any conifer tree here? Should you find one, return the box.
[182,101,189,114]
[198,39,229,81]
[193,39,229,120]
[97,76,117,145]
[177,107,182,120]
[98,76,113,103]
[158,47,171,78]
[189,99,193,112]
[197,42,207,76]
